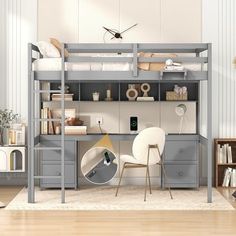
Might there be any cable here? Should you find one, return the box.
[98,121,103,134]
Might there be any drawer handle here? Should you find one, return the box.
[178,171,184,177]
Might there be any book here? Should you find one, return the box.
[227,145,233,164]
[230,169,236,187]
[52,94,74,101]
[217,144,222,164]
[40,109,44,134]
[222,167,232,187]
[48,109,54,135]
[41,107,49,134]
[137,97,154,101]
[222,144,227,164]
[65,126,87,135]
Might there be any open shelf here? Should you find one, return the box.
[44,81,200,102]
[215,139,236,188]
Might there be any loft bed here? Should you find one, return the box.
[29,43,209,81]
[28,43,212,204]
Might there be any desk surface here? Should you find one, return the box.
[39,134,200,142]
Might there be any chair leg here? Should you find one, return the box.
[147,166,152,194]
[115,163,126,197]
[144,165,149,201]
[161,162,173,199]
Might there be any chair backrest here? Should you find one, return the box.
[132,127,165,165]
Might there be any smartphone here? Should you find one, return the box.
[130,116,138,131]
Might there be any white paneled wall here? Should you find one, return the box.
[202,0,236,138]
[0,0,37,120]
[38,0,79,42]
[78,0,201,43]
[0,0,7,109]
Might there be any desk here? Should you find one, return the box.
[39,134,199,189]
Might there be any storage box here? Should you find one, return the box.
[166,91,188,101]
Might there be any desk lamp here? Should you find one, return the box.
[175,104,187,134]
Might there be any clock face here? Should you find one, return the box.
[102,24,138,43]
[103,28,122,43]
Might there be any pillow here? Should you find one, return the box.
[50,38,69,57]
[138,52,152,71]
[36,41,60,58]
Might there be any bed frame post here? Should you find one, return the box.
[28,43,35,203]
[207,43,212,203]
[133,44,138,77]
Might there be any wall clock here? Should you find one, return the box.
[102,23,138,43]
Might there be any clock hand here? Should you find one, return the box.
[110,23,138,40]
[120,23,138,35]
[103,26,116,36]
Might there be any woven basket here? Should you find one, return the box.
[166,91,188,101]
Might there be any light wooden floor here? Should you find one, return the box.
[0,186,236,236]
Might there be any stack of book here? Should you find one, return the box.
[52,94,74,101]
[222,167,236,187]
[217,143,233,164]
[40,107,54,135]
[41,107,87,135]
[136,97,154,101]
[65,126,87,135]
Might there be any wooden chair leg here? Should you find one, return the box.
[147,166,152,194]
[161,162,173,199]
[115,163,126,197]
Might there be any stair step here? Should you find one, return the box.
[34,176,61,179]
[34,146,62,151]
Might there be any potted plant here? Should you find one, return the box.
[0,109,18,146]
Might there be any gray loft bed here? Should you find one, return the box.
[28,43,212,204]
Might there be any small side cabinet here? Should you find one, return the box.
[162,135,199,188]
[39,140,78,189]
[0,146,25,172]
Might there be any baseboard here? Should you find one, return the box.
[0,176,27,185]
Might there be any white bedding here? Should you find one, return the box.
[32,58,132,71]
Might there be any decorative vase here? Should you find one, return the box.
[0,128,9,146]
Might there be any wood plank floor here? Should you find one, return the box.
[0,186,236,236]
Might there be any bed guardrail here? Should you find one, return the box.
[29,43,210,81]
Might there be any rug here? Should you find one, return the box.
[6,186,234,210]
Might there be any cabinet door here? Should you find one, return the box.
[164,164,197,185]
[164,140,197,162]
[40,163,75,188]
[41,141,76,162]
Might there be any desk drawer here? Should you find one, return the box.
[41,141,76,162]
[40,163,75,187]
[164,140,197,162]
[163,164,197,185]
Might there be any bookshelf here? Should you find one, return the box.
[215,139,236,188]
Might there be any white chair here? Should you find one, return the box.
[115,127,173,201]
